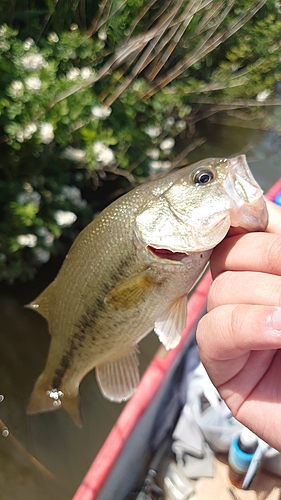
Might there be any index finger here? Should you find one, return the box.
[210,200,281,278]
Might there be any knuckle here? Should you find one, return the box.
[262,276,281,307]
[197,306,228,356]
[207,271,234,311]
[263,234,281,275]
[230,304,245,337]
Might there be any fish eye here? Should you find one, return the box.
[193,168,214,186]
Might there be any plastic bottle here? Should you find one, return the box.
[228,427,258,487]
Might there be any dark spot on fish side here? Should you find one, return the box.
[51,254,135,388]
[52,354,71,388]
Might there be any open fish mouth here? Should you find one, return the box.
[147,246,189,262]
[136,155,268,257]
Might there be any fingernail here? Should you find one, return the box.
[272,308,281,331]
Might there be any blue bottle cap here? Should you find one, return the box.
[228,431,257,474]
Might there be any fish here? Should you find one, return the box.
[26,154,268,426]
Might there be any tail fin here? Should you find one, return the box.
[27,373,83,427]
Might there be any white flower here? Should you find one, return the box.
[80,67,92,79]
[48,32,59,43]
[66,67,80,81]
[22,53,47,71]
[23,182,33,192]
[17,122,38,141]
[10,80,24,97]
[16,130,24,143]
[16,124,37,142]
[17,189,41,206]
[161,161,172,170]
[39,122,54,144]
[144,125,162,138]
[93,141,115,166]
[17,193,28,204]
[159,137,175,151]
[175,120,186,131]
[37,227,54,247]
[33,247,51,263]
[17,234,37,248]
[11,80,24,91]
[59,185,86,209]
[274,0,281,13]
[54,210,77,227]
[146,148,160,160]
[98,31,107,41]
[59,185,79,200]
[149,161,162,171]
[23,38,35,50]
[25,122,37,136]
[25,76,41,91]
[164,117,175,129]
[132,81,143,92]
[91,105,112,119]
[256,89,271,102]
[61,146,86,162]
[150,160,172,172]
[0,26,7,37]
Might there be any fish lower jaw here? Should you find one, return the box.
[229,197,268,231]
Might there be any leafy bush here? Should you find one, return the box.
[0,0,281,281]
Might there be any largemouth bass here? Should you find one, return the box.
[26,155,268,426]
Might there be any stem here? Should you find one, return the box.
[172,137,207,168]
[0,419,55,481]
[141,0,267,98]
[147,0,205,81]
[33,0,269,120]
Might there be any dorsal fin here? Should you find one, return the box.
[25,281,55,323]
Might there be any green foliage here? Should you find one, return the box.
[0,0,281,282]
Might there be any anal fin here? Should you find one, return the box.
[154,295,187,350]
[95,347,140,402]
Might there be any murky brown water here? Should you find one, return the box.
[0,119,280,500]
[0,260,160,500]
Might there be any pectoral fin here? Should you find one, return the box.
[154,295,187,350]
[105,269,157,310]
[95,347,140,402]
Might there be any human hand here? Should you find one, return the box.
[196,200,281,451]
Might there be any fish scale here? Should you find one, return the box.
[26,155,268,426]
